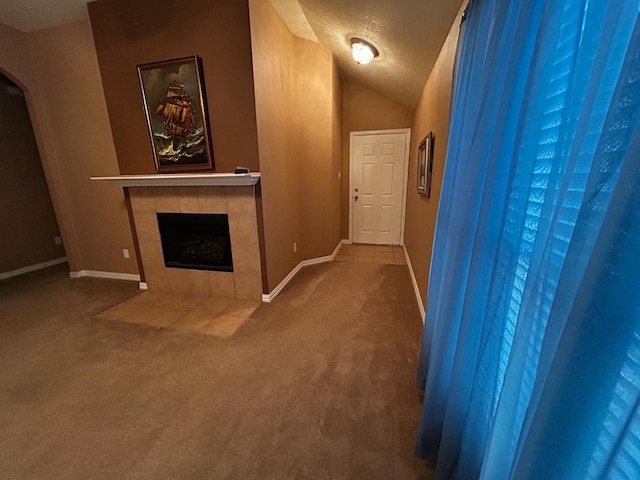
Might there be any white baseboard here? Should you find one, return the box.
[403,245,426,322]
[262,240,342,303]
[341,239,352,245]
[69,270,141,283]
[138,282,148,290]
[0,257,68,281]
[262,263,304,303]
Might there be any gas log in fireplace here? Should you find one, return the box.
[156,213,233,272]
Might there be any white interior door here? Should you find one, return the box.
[351,131,408,245]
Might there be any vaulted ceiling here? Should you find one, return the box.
[0,0,464,108]
[272,0,464,107]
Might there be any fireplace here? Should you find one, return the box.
[157,213,233,272]
[122,182,262,301]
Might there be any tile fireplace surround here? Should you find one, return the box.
[93,174,263,301]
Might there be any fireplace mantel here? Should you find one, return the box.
[91,172,260,188]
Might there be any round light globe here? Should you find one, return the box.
[351,39,378,65]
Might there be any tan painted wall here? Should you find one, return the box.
[28,19,138,274]
[404,7,464,312]
[331,62,344,248]
[249,0,299,291]
[0,19,137,275]
[293,40,342,261]
[341,80,413,238]
[0,24,32,85]
[88,0,260,175]
[0,75,64,273]
[0,22,80,271]
[249,0,342,292]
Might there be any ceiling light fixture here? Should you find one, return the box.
[351,38,379,65]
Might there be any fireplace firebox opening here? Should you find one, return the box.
[156,213,233,272]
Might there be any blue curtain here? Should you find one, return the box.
[415,0,640,478]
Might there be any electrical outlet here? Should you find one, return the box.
[122,248,130,259]
[54,236,62,245]
[293,242,297,253]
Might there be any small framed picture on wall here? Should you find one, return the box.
[417,132,434,197]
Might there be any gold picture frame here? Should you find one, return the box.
[137,56,214,172]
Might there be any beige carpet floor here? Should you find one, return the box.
[0,261,433,479]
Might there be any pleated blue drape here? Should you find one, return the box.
[415,0,640,478]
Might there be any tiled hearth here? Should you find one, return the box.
[128,184,262,301]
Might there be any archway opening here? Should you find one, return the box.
[0,72,67,278]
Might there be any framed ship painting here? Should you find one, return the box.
[137,56,214,172]
[417,132,434,197]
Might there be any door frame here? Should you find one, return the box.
[348,128,411,245]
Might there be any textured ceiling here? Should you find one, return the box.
[0,0,89,32]
[0,0,464,108]
[292,0,465,108]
